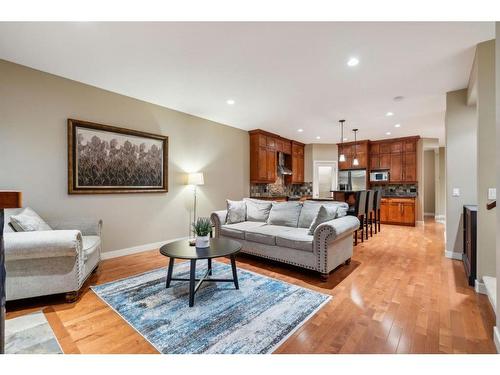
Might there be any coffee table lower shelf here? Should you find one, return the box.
[165,256,239,307]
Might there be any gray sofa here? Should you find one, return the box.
[3,208,102,302]
[211,199,359,280]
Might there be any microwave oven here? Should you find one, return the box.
[370,171,389,182]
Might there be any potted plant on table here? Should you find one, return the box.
[192,217,212,248]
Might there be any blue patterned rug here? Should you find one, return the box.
[5,311,63,354]
[91,261,330,354]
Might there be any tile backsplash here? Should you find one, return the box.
[250,180,313,197]
[372,183,418,197]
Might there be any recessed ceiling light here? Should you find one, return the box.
[386,131,392,135]
[297,129,303,132]
[226,99,235,105]
[386,112,394,117]
[316,136,321,140]
[347,57,359,67]
[394,123,401,128]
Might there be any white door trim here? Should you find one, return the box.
[313,160,338,199]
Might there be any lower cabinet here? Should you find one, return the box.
[380,197,416,226]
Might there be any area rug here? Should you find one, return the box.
[92,261,330,354]
[5,311,63,354]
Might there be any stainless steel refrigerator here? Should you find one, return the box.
[338,169,367,191]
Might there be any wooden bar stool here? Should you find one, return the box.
[365,190,374,239]
[348,190,367,245]
[372,190,382,234]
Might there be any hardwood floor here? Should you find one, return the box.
[6,218,497,354]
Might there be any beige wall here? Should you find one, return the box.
[474,40,496,280]
[495,22,500,322]
[435,147,446,219]
[445,89,477,255]
[424,150,436,214]
[304,143,338,184]
[416,139,424,222]
[0,60,250,253]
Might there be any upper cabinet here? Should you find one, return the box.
[338,140,369,170]
[289,141,305,184]
[249,129,298,184]
[368,136,419,183]
[338,136,419,183]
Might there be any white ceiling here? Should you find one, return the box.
[0,22,494,145]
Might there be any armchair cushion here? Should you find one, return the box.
[48,218,102,236]
[4,230,81,261]
[9,207,52,232]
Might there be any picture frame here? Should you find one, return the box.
[67,119,168,194]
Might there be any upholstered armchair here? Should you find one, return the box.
[3,209,102,302]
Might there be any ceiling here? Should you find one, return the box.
[0,22,494,145]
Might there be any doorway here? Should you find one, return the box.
[313,161,338,199]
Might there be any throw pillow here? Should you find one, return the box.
[308,205,338,235]
[9,207,53,232]
[226,200,246,224]
[244,198,272,222]
[267,202,302,227]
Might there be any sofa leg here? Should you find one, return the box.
[91,265,99,274]
[345,258,351,265]
[320,273,329,282]
[65,291,79,303]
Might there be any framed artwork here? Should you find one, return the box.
[67,119,168,194]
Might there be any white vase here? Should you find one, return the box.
[195,235,210,248]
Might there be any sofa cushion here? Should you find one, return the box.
[267,202,302,227]
[244,198,272,222]
[276,228,314,252]
[245,225,292,246]
[298,201,349,228]
[9,207,52,232]
[226,200,246,224]
[308,205,338,235]
[220,221,265,240]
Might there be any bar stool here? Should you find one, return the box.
[365,190,374,239]
[348,190,367,246]
[372,190,382,234]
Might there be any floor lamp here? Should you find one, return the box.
[187,173,204,237]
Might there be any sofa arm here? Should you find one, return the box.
[4,230,82,261]
[210,210,227,237]
[49,218,103,236]
[314,216,360,243]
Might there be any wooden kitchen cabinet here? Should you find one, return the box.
[390,153,403,182]
[289,141,305,184]
[249,129,300,184]
[250,130,277,183]
[369,136,419,183]
[337,140,369,170]
[380,197,416,226]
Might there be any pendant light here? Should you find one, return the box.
[338,119,346,162]
[352,128,359,166]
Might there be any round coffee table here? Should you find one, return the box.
[159,238,242,307]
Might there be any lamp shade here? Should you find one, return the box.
[187,172,204,186]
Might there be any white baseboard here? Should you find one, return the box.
[435,214,446,224]
[424,212,435,217]
[475,279,487,295]
[101,237,188,260]
[482,276,497,310]
[494,326,500,354]
[444,251,463,260]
